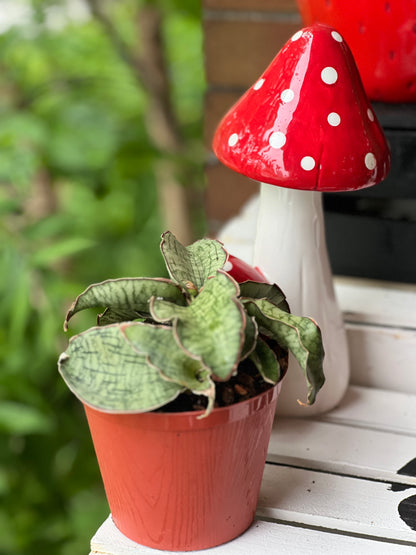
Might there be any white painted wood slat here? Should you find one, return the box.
[318,385,416,436]
[258,464,416,544]
[90,516,416,555]
[267,418,416,486]
[334,276,416,329]
[347,323,416,393]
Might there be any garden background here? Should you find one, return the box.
[0,1,206,552]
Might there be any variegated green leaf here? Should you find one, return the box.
[123,323,214,394]
[249,337,281,384]
[241,315,258,360]
[64,277,185,330]
[244,299,325,405]
[150,270,245,380]
[97,307,145,326]
[58,325,182,412]
[160,231,227,291]
[239,281,290,313]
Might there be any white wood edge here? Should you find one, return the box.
[268,386,416,486]
[334,276,416,329]
[90,515,416,555]
[258,464,416,544]
[317,385,416,436]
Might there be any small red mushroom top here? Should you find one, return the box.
[224,254,268,284]
[297,0,416,103]
[212,24,391,192]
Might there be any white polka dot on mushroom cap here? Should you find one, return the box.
[367,108,375,122]
[281,89,295,103]
[223,260,233,272]
[365,152,377,170]
[327,112,341,126]
[253,78,265,90]
[228,133,239,147]
[269,131,286,149]
[301,156,316,171]
[291,30,303,41]
[331,31,343,42]
[321,67,338,85]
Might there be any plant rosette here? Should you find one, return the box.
[58,231,324,550]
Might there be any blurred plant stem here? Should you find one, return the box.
[85,0,193,243]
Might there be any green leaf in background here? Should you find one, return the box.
[31,237,95,267]
[249,337,281,384]
[124,323,215,413]
[58,324,182,412]
[151,270,244,380]
[64,277,185,329]
[0,401,52,435]
[160,230,227,291]
[46,102,119,173]
[0,0,206,551]
[244,299,325,405]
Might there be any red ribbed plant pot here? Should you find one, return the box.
[84,382,281,551]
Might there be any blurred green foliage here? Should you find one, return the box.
[0,0,205,552]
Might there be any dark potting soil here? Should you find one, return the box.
[156,342,288,413]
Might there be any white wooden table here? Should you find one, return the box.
[90,200,416,553]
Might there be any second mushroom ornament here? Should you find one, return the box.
[213,24,391,415]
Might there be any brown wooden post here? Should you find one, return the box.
[202,0,301,234]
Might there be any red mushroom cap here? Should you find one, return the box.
[213,24,391,192]
[297,0,416,103]
[224,254,268,284]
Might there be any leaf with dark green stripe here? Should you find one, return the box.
[150,270,244,380]
[239,281,290,313]
[123,323,215,415]
[64,277,185,330]
[97,307,146,326]
[249,337,281,384]
[58,324,182,412]
[161,231,227,291]
[241,315,258,360]
[244,299,325,405]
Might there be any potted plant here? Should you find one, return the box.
[58,231,325,551]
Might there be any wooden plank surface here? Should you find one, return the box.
[270,387,416,485]
[259,465,416,544]
[318,385,416,436]
[346,323,416,393]
[91,516,416,555]
[334,276,416,328]
[268,418,416,486]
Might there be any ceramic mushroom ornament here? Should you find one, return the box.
[213,24,391,416]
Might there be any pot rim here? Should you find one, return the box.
[84,380,281,432]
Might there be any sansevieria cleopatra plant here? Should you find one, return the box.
[59,231,324,414]
[58,231,325,550]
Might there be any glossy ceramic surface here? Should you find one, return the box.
[84,383,280,551]
[213,24,390,193]
[225,254,267,283]
[297,0,416,102]
[253,187,350,416]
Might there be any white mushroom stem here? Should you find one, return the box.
[253,183,350,416]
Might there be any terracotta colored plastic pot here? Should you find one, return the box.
[84,382,281,551]
[297,0,416,102]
